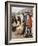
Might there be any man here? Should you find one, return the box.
[26,13,32,37]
